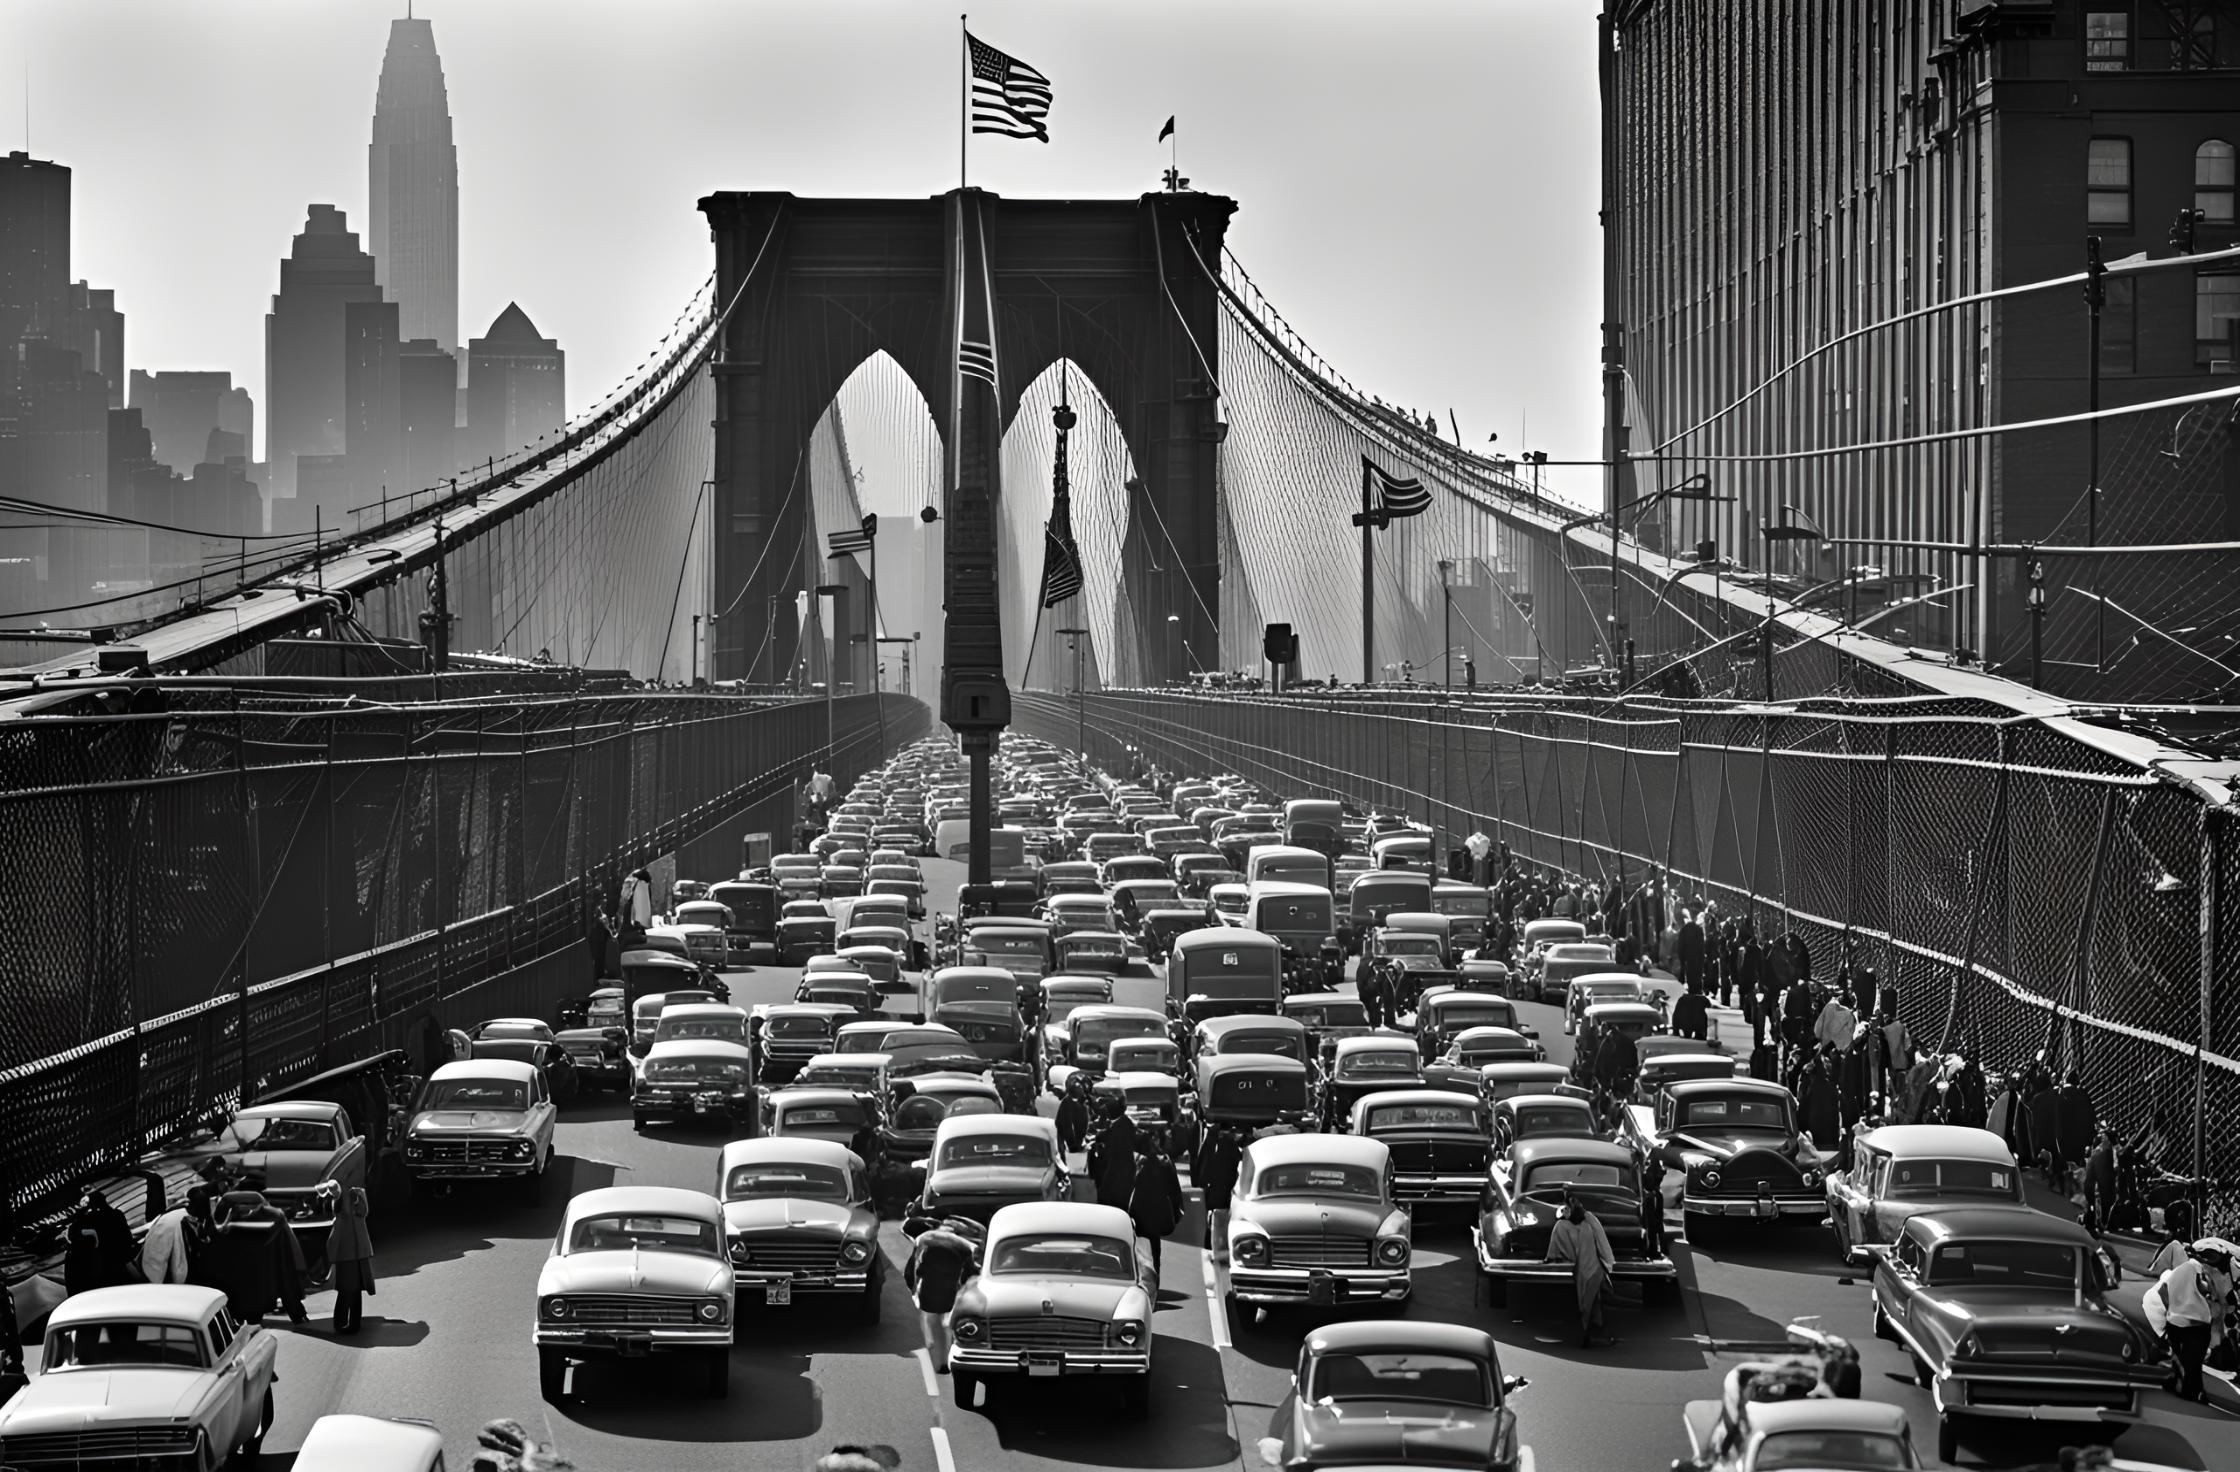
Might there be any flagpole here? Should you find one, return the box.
[959,14,968,191]
[1361,460,1375,685]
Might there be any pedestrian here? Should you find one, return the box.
[1800,1048,1842,1150]
[2081,1128,2120,1236]
[2027,1068,2065,1191]
[1054,1076,1091,1155]
[1780,979,1816,1068]
[468,1418,573,1472]
[1813,986,1858,1055]
[326,1184,376,1334]
[1194,1125,1243,1265]
[1677,908,1706,995]
[2145,1240,2234,1402]
[584,906,612,984]
[1639,1154,1667,1259]
[1127,1135,1186,1294]
[1671,987,1710,1042]
[903,1217,981,1373]
[62,1188,133,1297]
[1545,1186,1616,1348]
[2055,1068,2098,1188]
[139,1185,213,1286]
[1359,960,1392,1030]
[207,1190,310,1326]
[1592,1017,1639,1111]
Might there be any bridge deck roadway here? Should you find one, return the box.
[49,858,2230,1471]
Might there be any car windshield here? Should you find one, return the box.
[1521,1161,1630,1195]
[45,1323,206,1370]
[796,1065,879,1089]
[978,935,1045,955]
[644,1056,748,1084]
[587,1000,625,1023]
[480,1022,548,1040]
[658,1018,746,1043]
[1309,1351,1490,1408]
[1579,985,1637,1005]
[937,1134,1052,1170]
[216,1115,338,1152]
[1255,1163,1382,1199]
[1441,1006,1514,1029]
[1367,1102,1479,1132]
[724,1162,849,1202]
[420,1078,527,1111]
[1435,894,1491,918]
[1344,1050,1420,1076]
[1288,1002,1369,1028]
[1044,994,1106,1021]
[767,1016,835,1039]
[1381,935,1443,955]
[1887,1159,2019,1199]
[1079,1018,1164,1048]
[989,1232,1136,1279]
[1217,1032,1304,1060]
[1675,1096,1790,1130]
[568,1212,720,1257]
[895,1094,1000,1130]
[939,979,1017,1005]
[1927,1240,2079,1289]
[1513,1106,1591,1139]
[1754,1431,1915,1471]
[778,1102,870,1128]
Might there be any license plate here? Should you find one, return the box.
[1308,1271,1339,1307]
[1026,1352,1063,1377]
[1756,1196,1777,1219]
[694,1098,707,1113]
[766,1280,792,1306]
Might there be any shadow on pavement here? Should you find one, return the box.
[561,1351,822,1442]
[271,1314,431,1348]
[966,1334,1239,1469]
[1949,1409,2208,1470]
[365,1152,619,1280]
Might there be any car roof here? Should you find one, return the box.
[1247,1132,1390,1169]
[718,1137,860,1170]
[1382,910,1447,926]
[1304,1318,1494,1359]
[774,1087,876,1109]
[1666,1076,1791,1099]
[1511,1137,1636,1168]
[1042,975,1115,994]
[645,1038,752,1060]
[1583,1002,1663,1022]
[1069,1004,1168,1024]
[1453,1026,1530,1045]
[933,966,1018,984]
[659,1002,745,1019]
[1198,1013,1309,1038]
[1353,1089,1485,1113]
[1500,1093,1594,1114]
[237,1099,348,1122]
[934,1112,1058,1143]
[1174,926,1280,952]
[1335,1033,1421,1056]
[1197,1051,1308,1080]
[987,1201,1134,1243]
[1903,1206,2094,1246]
[618,950,699,970]
[429,1059,537,1083]
[1857,1124,2016,1162]
[1103,1070,1180,1090]
[1280,990,1358,1008]
[294,1415,446,1470]
[48,1283,228,1328]
[801,1053,890,1069]
[905,1074,1002,1096]
[1576,972,1648,988]
[1744,1400,1911,1436]
[1480,1062,1571,1080]
[563,1185,721,1227]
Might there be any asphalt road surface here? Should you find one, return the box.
[145,858,2235,1472]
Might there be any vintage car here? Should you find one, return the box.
[1493,1092,1604,1155]
[763,1085,880,1149]
[929,967,1026,1061]
[716,1138,883,1322]
[1473,1138,1676,1306]
[1633,1078,1829,1239]
[1279,991,1373,1052]
[834,939,912,990]
[772,854,824,901]
[946,1202,1155,1416]
[1416,989,1538,1060]
[182,1098,367,1235]
[1479,1061,1577,1104]
[0,1284,278,1469]
[559,983,627,1032]
[535,1185,734,1400]
[1042,1003,1168,1089]
[1870,1207,2160,1462]
[666,903,738,968]
[632,1039,754,1132]
[1226,1134,1412,1309]
[620,948,713,1015]
[1431,881,1493,954]
[1341,871,1433,951]
[962,920,1057,985]
[555,1005,632,1095]
[652,1001,750,1049]
[879,1074,1007,1165]
[1679,1325,1910,1472]
[1360,927,1455,1012]
[1322,1034,1426,1130]
[789,1052,892,1096]
[1514,917,1586,973]
[751,1002,851,1084]
[1455,955,1513,995]
[1631,1051,1738,1107]
[1106,1035,1181,1078]
[1138,906,1210,964]
[1169,927,1287,1028]
[1101,855,1172,889]
[1566,972,1668,1035]
[1424,1028,1547,1096]
[818,863,865,900]
[864,864,926,914]
[1348,1090,1495,1204]
[795,971,883,1017]
[1827,1124,2022,1262]
[1192,1013,1314,1066]
[1037,860,1104,898]
[707,879,778,954]
[294,1415,445,1471]
[1532,941,1622,1004]
[629,987,718,1057]
[1033,975,1119,1066]
[777,901,838,964]
[1257,1321,1529,1472]
[1093,1070,1183,1139]
[1208,882,1252,926]
[911,1113,1070,1225]
[1053,927,1130,975]
[1569,1002,1666,1088]
[1042,892,1120,938]
[464,1034,579,1106]
[1183,1053,1314,1159]
[401,1059,557,1199]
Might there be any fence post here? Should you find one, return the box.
[232,698,255,1105]
[2056,788,2119,1070]
[319,713,335,1064]
[1938,726,2011,1055]
[2196,806,2225,1237]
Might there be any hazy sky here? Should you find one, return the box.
[13,0,1602,504]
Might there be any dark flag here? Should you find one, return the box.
[1039,510,1084,608]
[827,526,873,556]
[958,338,997,390]
[1362,456,1432,519]
[1157,116,1175,142]
[968,32,1053,142]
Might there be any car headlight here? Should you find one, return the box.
[1115,1318,1145,1347]
[698,1298,727,1323]
[1954,1332,1980,1359]
[729,1240,751,1263]
[952,1316,985,1341]
[543,1296,571,1319]
[1801,1168,1821,1188]
[1377,1237,1410,1267]
[404,1138,426,1159]
[1233,1234,1270,1266]
[509,1139,534,1160]
[840,1240,873,1265]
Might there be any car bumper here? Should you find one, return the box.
[734,1268,872,1296]
[950,1345,1150,1376]
[1227,1268,1411,1305]
[1393,1174,1491,1202]
[406,1158,537,1178]
[636,1095,749,1124]
[1474,1235,1677,1281]
[1938,1371,2148,1423]
[563,1056,631,1083]
[1681,1194,1823,1218]
[535,1326,734,1355]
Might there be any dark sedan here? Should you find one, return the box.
[1263,1320,1529,1471]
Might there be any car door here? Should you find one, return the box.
[529,1074,555,1155]
[1872,1230,1927,1348]
[201,1311,246,1451]
[1830,1145,1879,1238]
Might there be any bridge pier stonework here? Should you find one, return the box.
[699,189,1235,693]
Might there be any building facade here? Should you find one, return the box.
[368,16,459,357]
[129,370,253,478]
[1600,0,2240,696]
[462,302,563,470]
[264,204,383,502]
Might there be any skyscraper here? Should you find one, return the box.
[368,17,459,356]
[0,153,70,349]
[265,204,382,501]
[463,303,564,470]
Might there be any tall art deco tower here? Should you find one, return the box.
[367,16,458,355]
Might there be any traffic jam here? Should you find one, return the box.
[4,729,2223,1472]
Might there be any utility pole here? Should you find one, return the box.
[815,584,845,754]
[1058,626,1088,754]
[2085,235,2105,673]
[1438,560,1454,688]
[2027,558,2047,690]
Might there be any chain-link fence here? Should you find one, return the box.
[0,679,929,1229]
[1017,686,2238,1223]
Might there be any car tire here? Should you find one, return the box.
[632,1115,648,1134]
[519,1153,547,1204]
[858,1276,883,1326]
[1683,1211,1719,1247]
[705,1349,730,1399]
[953,1369,981,1410]
[1936,1416,1958,1464]
[1483,1272,1508,1308]
[239,1388,274,1459]
[1871,1301,1896,1343]
[538,1348,568,1402]
[1119,1375,1150,1419]
[1911,1352,1934,1390]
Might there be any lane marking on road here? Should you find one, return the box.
[930,1426,957,1472]
[915,1346,939,1396]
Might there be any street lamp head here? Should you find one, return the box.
[1167,613,1180,623]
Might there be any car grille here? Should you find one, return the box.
[415,1137,519,1164]
[954,1021,1017,1044]
[0,1427,202,1465]
[1705,1153,1804,1192]
[1967,1380,2134,1410]
[988,1316,1109,1350]
[1267,1236,1372,1268]
[1389,1140,1490,1175]
[734,1238,843,1272]
[561,1294,703,1325]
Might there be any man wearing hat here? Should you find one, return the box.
[2145,1238,2235,1402]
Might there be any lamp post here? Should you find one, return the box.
[1057,626,1088,753]
[1437,559,1454,689]
[1760,504,1825,702]
[2027,558,2047,690]
[1560,472,1727,688]
[815,583,845,754]
[1166,613,1181,684]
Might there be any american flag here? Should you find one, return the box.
[1039,501,1084,608]
[958,337,998,390]
[968,32,1053,143]
[1364,457,1432,519]
[826,526,873,556]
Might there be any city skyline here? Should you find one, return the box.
[5,0,1602,508]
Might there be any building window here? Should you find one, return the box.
[2088,138,2133,227]
[2085,10,2130,70]
[2199,140,2237,225]
[2201,272,2240,362]
[2100,277,2136,374]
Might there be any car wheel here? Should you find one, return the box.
[538,1348,568,1402]
[239,1388,274,1458]
[1871,1300,1896,1342]
[1911,1352,1934,1390]
[705,1349,730,1399]
[858,1276,883,1325]
[1119,1375,1150,1419]
[952,1369,981,1410]
[518,1153,547,1204]
[1483,1272,1508,1308]
[1683,1211,1719,1247]
[1936,1415,1958,1464]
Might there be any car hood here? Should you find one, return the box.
[963,1274,1147,1321]
[0,1368,210,1431]
[925,1165,1055,1197]
[722,1198,860,1237]
[1667,1129,1804,1163]
[230,1149,337,1190]
[410,1109,529,1134]
[1239,1197,1397,1237]
[538,1248,730,1298]
[1296,1399,1505,1465]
